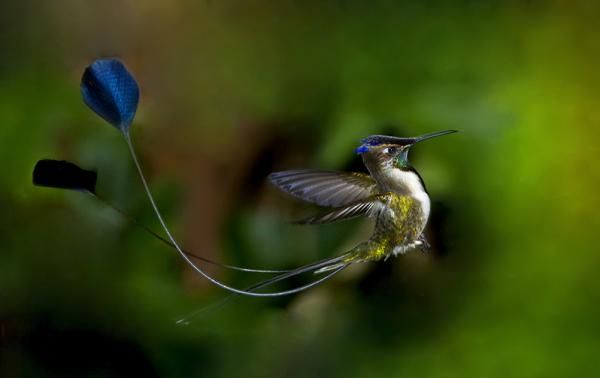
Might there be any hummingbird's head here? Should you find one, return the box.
[356,130,458,168]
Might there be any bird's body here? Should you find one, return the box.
[269,130,456,269]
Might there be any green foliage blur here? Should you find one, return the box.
[1,1,599,377]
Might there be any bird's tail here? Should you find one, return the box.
[175,252,356,324]
[313,241,376,273]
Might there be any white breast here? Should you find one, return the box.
[387,168,431,225]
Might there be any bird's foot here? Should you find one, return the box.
[417,236,431,252]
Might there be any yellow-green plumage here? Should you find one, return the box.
[343,194,424,263]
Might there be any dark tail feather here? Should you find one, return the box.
[31,159,290,275]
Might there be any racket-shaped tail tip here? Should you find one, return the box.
[81,58,139,132]
[33,159,97,194]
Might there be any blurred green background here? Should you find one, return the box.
[1,1,599,377]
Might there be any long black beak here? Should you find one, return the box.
[357,129,458,154]
[411,129,458,145]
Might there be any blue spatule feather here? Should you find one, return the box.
[81,59,139,132]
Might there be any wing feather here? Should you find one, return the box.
[269,170,378,207]
[296,194,390,225]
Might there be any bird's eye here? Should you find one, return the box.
[384,147,397,155]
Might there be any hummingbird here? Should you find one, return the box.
[269,130,457,272]
[65,57,460,302]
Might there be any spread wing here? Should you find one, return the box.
[296,193,391,225]
[268,170,378,208]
